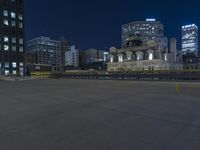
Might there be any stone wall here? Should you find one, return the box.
[107,60,182,72]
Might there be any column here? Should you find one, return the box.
[109,55,114,63]
[117,54,123,62]
[136,51,144,61]
[126,51,132,61]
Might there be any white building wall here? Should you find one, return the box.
[65,45,79,67]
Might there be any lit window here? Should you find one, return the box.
[19,47,23,52]
[4,10,8,17]
[4,45,9,51]
[4,37,9,42]
[4,19,9,26]
[18,14,23,20]
[19,39,23,44]
[11,12,16,18]
[5,70,9,76]
[20,62,24,67]
[12,62,17,68]
[13,70,17,75]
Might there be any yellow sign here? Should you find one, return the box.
[31,72,51,78]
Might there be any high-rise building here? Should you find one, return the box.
[0,0,25,76]
[65,45,79,67]
[27,37,61,67]
[122,19,164,47]
[182,24,198,56]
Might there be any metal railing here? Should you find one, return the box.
[51,70,200,81]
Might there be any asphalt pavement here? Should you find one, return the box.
[0,79,200,150]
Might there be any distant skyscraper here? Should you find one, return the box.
[182,24,198,56]
[122,19,164,47]
[0,0,25,76]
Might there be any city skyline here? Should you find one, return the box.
[25,0,200,50]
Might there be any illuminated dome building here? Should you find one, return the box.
[108,33,182,72]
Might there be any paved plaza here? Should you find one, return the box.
[0,79,200,150]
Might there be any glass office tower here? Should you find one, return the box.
[182,24,198,56]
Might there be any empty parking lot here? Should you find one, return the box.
[0,79,200,150]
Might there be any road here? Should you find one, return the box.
[0,79,200,150]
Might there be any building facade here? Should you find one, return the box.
[182,24,198,56]
[65,45,79,67]
[85,48,98,64]
[0,0,25,76]
[97,50,105,62]
[60,37,69,68]
[79,49,86,69]
[27,37,61,67]
[108,34,182,72]
[122,19,164,47]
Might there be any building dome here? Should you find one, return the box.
[147,40,157,48]
[124,34,143,48]
[109,47,117,52]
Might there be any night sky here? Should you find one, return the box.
[25,0,199,50]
